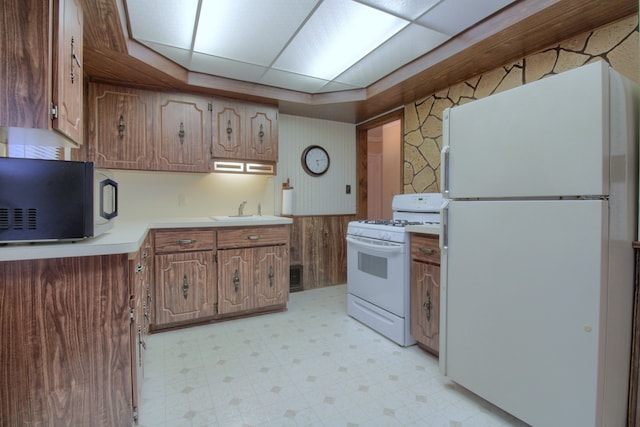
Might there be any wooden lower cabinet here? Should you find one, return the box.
[217,226,290,316]
[410,233,441,355]
[153,229,217,328]
[0,255,134,426]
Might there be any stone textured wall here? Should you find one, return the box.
[404,15,639,193]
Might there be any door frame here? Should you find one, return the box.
[355,108,404,219]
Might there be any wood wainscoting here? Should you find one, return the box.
[291,214,355,290]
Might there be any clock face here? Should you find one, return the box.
[302,145,330,176]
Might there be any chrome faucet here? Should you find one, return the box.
[238,201,247,216]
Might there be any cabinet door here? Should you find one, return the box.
[218,248,254,314]
[254,245,288,308]
[89,84,153,169]
[52,0,83,144]
[213,103,244,160]
[410,260,440,355]
[157,95,211,172]
[155,251,215,326]
[246,105,277,162]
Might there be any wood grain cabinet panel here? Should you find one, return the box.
[86,83,154,169]
[0,0,83,145]
[410,233,440,356]
[217,226,290,316]
[157,94,212,172]
[212,100,278,165]
[213,103,244,160]
[153,229,216,329]
[0,255,133,426]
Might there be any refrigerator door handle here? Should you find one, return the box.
[440,200,449,253]
[441,145,450,197]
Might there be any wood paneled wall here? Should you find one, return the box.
[291,214,355,289]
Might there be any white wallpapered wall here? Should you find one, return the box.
[274,114,356,216]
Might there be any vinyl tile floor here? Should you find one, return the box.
[138,284,528,427]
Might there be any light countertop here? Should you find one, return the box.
[0,216,293,262]
[405,224,441,235]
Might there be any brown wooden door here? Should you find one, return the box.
[157,95,211,172]
[89,84,154,169]
[213,103,244,160]
[247,105,278,162]
[52,0,83,144]
[217,248,254,314]
[254,245,288,308]
[155,251,215,326]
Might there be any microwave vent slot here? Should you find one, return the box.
[0,208,8,230]
[0,208,38,231]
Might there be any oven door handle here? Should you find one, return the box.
[346,236,404,253]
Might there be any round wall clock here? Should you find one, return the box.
[301,145,330,176]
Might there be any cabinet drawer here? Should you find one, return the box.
[217,226,288,249]
[411,234,440,265]
[155,229,216,253]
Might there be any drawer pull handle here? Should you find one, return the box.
[177,239,196,245]
[247,235,260,240]
[419,247,437,255]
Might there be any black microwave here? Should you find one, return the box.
[0,158,118,243]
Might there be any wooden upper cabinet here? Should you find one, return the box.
[52,0,83,144]
[0,0,84,145]
[87,83,154,170]
[247,105,278,162]
[212,100,278,164]
[213,103,244,160]
[157,94,212,172]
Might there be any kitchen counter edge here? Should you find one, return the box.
[0,216,293,262]
[406,224,441,235]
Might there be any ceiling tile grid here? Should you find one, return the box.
[126,0,517,94]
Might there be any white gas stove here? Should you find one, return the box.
[346,193,443,346]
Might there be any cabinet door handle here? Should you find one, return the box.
[269,265,274,287]
[419,247,437,255]
[178,121,185,144]
[233,269,240,292]
[258,124,264,144]
[182,274,189,299]
[177,239,196,245]
[423,291,432,322]
[247,235,260,241]
[226,120,233,142]
[70,36,81,84]
[118,115,125,139]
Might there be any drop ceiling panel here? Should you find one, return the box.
[190,53,269,82]
[334,23,450,87]
[357,0,441,20]
[272,0,408,80]
[193,0,318,66]
[128,0,199,49]
[416,0,517,35]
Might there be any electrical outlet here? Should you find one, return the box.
[346,185,351,194]
[178,194,187,206]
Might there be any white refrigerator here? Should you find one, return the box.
[439,61,638,427]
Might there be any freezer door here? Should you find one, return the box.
[441,61,612,199]
[440,199,630,427]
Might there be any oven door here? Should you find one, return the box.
[346,234,407,316]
